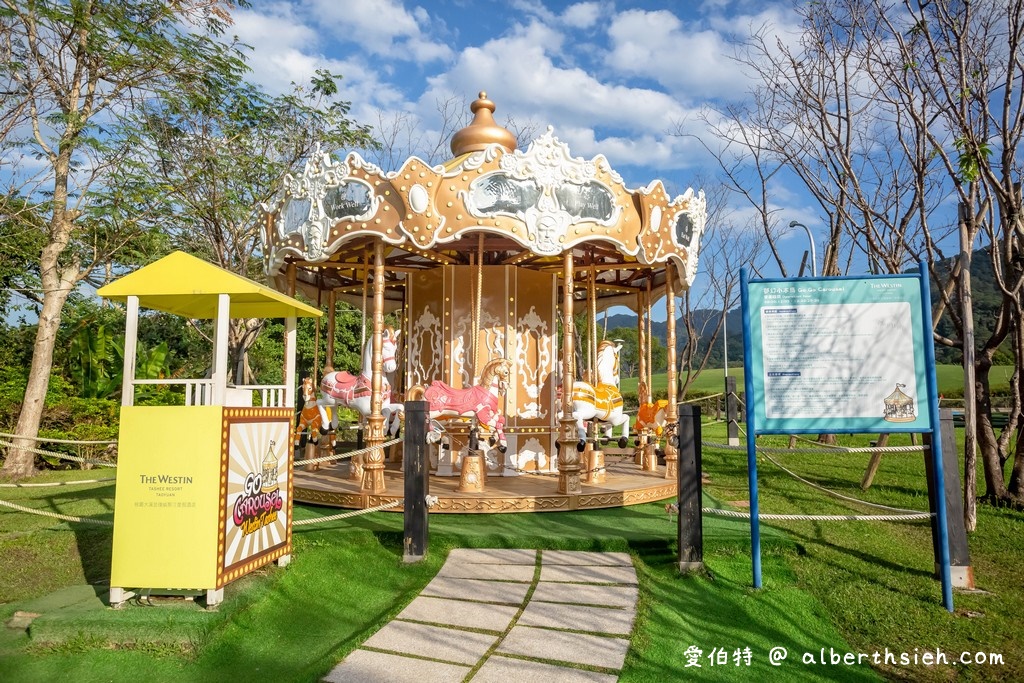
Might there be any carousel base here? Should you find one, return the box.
[293,449,677,514]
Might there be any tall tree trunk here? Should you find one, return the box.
[958,202,978,530]
[3,245,77,479]
[975,355,1009,502]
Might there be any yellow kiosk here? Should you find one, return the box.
[98,251,321,606]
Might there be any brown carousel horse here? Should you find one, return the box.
[294,376,335,471]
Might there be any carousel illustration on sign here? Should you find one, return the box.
[883,383,917,423]
[260,92,706,512]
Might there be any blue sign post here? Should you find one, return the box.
[740,264,953,612]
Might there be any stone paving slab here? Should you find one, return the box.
[361,620,498,665]
[517,601,635,636]
[541,550,632,566]
[447,548,538,564]
[472,655,619,683]
[531,582,638,608]
[396,595,519,631]
[322,649,471,683]
[420,576,532,605]
[439,562,536,582]
[497,625,631,670]
[539,564,638,584]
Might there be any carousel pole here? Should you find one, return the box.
[313,276,321,380]
[361,239,388,494]
[646,278,653,395]
[325,290,336,373]
[636,289,648,465]
[587,266,605,483]
[643,277,658,471]
[459,234,487,493]
[355,250,369,464]
[558,251,582,495]
[664,261,679,479]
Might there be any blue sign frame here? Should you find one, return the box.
[740,264,953,612]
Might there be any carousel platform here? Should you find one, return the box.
[293,446,678,514]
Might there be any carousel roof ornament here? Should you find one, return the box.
[450,91,517,156]
[260,92,705,307]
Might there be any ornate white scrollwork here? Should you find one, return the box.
[261,145,380,274]
[516,306,551,418]
[456,128,622,256]
[410,305,443,386]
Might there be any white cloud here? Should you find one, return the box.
[603,9,756,102]
[304,0,453,64]
[562,2,605,29]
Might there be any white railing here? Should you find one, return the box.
[130,379,215,406]
[129,380,286,407]
[234,384,287,407]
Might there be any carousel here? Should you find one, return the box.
[260,92,705,513]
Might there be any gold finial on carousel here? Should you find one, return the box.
[450,91,517,156]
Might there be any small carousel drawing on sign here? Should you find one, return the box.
[260,92,706,512]
[883,383,916,423]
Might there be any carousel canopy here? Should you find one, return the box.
[260,92,705,311]
[98,251,323,319]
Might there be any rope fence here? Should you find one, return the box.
[293,438,402,467]
[700,507,932,522]
[0,477,116,488]
[293,499,403,525]
[0,498,114,526]
[0,440,117,466]
[0,431,116,445]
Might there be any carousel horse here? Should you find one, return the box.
[410,357,513,452]
[634,380,669,438]
[565,340,630,451]
[293,376,336,448]
[317,326,404,437]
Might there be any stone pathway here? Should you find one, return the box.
[323,548,638,682]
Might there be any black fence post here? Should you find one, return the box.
[677,404,703,572]
[403,400,429,563]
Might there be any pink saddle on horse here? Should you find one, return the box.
[424,381,497,425]
[321,372,391,405]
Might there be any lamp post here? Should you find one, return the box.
[789,220,817,277]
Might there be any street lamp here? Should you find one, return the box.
[789,220,817,277]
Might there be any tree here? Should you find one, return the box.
[0,0,247,479]
[119,70,374,384]
[720,0,1024,513]
[878,0,1024,510]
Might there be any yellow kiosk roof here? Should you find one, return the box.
[97,251,322,319]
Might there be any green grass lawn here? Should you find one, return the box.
[1,422,1020,682]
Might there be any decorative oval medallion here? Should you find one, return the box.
[409,184,429,214]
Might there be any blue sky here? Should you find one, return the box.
[232,0,817,254]
[226,0,827,320]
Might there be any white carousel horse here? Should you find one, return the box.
[566,340,630,451]
[317,327,404,437]
[412,357,513,452]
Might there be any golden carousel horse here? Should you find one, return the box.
[565,340,630,450]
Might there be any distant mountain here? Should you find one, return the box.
[597,249,1005,370]
[602,308,742,370]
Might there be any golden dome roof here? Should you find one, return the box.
[449,91,517,156]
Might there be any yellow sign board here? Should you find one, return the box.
[111,406,292,592]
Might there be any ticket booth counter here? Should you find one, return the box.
[97,252,321,605]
